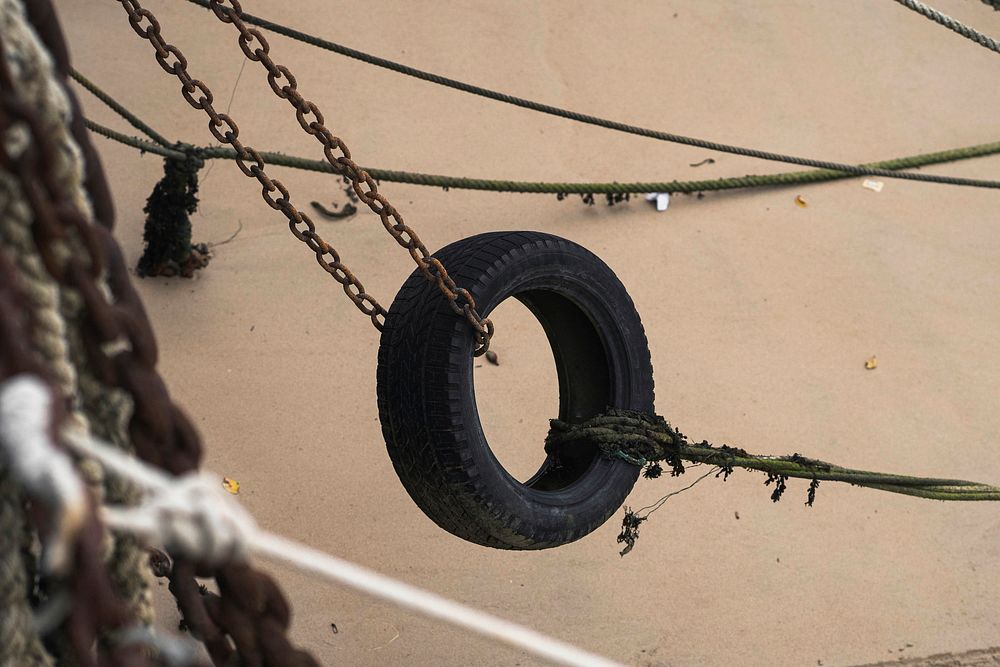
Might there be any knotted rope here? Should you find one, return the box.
[2,1,327,662]
[0,378,86,574]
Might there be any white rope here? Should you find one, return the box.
[251,532,620,667]
[0,375,86,574]
[50,396,623,667]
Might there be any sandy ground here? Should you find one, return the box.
[56,1,1000,665]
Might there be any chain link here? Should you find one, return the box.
[118,0,494,354]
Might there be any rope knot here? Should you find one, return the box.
[173,143,206,170]
[105,472,256,567]
[545,408,688,476]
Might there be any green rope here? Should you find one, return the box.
[83,118,1000,196]
[546,410,1000,502]
[551,409,1000,555]
[69,69,173,148]
[181,0,1000,190]
[82,119,185,158]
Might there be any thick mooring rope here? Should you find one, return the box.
[3,1,321,663]
[178,0,1000,189]
[0,2,155,661]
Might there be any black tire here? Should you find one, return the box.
[376,231,654,549]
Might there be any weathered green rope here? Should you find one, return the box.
[69,68,173,148]
[180,0,1000,190]
[546,410,1000,502]
[83,118,1000,196]
[82,119,185,158]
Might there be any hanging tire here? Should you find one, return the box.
[376,231,654,549]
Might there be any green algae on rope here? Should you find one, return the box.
[545,409,1000,555]
[136,152,210,278]
[74,63,1000,193]
[83,118,1000,197]
[546,409,1000,501]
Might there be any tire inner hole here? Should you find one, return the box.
[474,290,610,488]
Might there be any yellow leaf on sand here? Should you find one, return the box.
[222,477,240,494]
[794,195,808,208]
[865,356,878,370]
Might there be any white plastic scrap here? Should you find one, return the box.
[645,192,671,212]
[862,179,884,192]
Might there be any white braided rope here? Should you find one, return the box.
[3,382,622,667]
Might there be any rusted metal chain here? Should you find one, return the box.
[116,0,493,354]
[115,0,388,333]
[206,0,493,352]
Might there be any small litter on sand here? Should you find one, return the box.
[865,356,878,370]
[645,192,671,212]
[794,195,808,208]
[862,179,884,192]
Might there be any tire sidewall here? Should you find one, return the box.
[379,232,654,548]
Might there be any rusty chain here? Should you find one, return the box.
[117,0,494,355]
[1,2,319,664]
